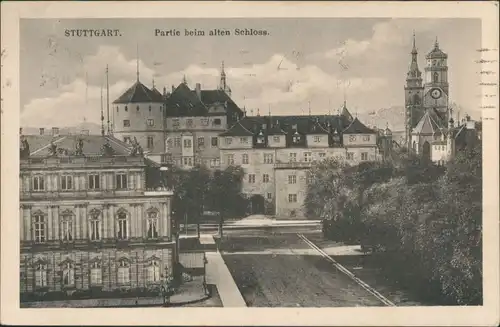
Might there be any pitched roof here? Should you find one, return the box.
[113,80,163,104]
[342,117,376,134]
[426,41,448,59]
[150,87,165,102]
[341,103,354,121]
[26,135,132,157]
[199,90,242,114]
[412,110,443,135]
[218,121,254,137]
[165,83,207,116]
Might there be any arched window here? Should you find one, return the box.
[117,259,130,284]
[412,140,417,151]
[147,259,161,282]
[60,211,73,241]
[35,262,48,287]
[62,261,75,287]
[147,210,159,239]
[90,260,102,285]
[89,209,101,241]
[117,210,128,240]
[433,72,439,83]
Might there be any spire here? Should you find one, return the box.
[434,36,439,49]
[308,101,311,116]
[182,74,187,85]
[84,72,88,123]
[106,65,110,135]
[152,77,155,89]
[268,104,271,117]
[100,83,105,136]
[136,43,140,82]
[407,32,421,82]
[411,30,417,54]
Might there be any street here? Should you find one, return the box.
[216,227,426,307]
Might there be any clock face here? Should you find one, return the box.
[430,88,442,100]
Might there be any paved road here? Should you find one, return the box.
[217,228,425,307]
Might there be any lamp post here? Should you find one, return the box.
[202,252,209,297]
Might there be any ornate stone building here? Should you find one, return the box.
[19,133,174,295]
[218,103,379,217]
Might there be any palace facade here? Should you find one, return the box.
[19,133,174,295]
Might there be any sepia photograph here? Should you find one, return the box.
[1,1,499,326]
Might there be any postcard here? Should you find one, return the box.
[1,1,499,326]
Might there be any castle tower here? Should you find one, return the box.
[423,37,449,122]
[404,32,425,146]
[219,61,232,97]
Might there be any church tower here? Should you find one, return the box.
[423,37,449,122]
[219,61,232,97]
[404,32,424,146]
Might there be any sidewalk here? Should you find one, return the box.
[21,276,212,308]
[201,235,247,307]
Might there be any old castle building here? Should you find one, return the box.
[218,104,379,217]
[19,132,174,295]
[404,35,480,163]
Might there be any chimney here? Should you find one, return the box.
[195,83,202,100]
[52,127,59,136]
[171,85,175,92]
[163,86,167,96]
[39,128,45,135]
[466,121,475,130]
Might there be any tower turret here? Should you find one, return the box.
[219,61,232,97]
[423,37,449,123]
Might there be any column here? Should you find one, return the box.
[137,204,143,238]
[47,174,52,191]
[133,204,139,238]
[53,175,58,191]
[162,202,169,238]
[136,173,141,190]
[47,205,53,240]
[108,173,113,190]
[75,204,80,239]
[82,205,88,239]
[24,176,30,193]
[19,206,24,241]
[109,205,115,239]
[75,174,79,191]
[102,173,107,191]
[25,206,32,241]
[102,205,108,239]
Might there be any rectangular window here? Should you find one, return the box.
[183,157,193,166]
[183,139,192,148]
[304,152,312,162]
[90,219,101,241]
[248,174,256,183]
[61,175,73,190]
[264,154,274,164]
[267,192,272,200]
[35,264,48,287]
[61,217,73,241]
[147,136,154,149]
[288,194,297,203]
[347,152,354,160]
[273,136,280,143]
[201,118,209,126]
[211,137,218,147]
[116,173,127,190]
[172,119,180,128]
[361,152,368,161]
[90,266,102,285]
[62,263,75,287]
[226,154,234,165]
[240,137,248,144]
[174,138,181,147]
[33,215,46,243]
[288,175,297,184]
[198,137,205,147]
[314,136,321,143]
[289,153,297,162]
[213,118,221,126]
[348,135,357,142]
[88,174,100,190]
[225,137,233,145]
[117,218,128,240]
[263,174,270,183]
[363,135,370,141]
[147,262,161,282]
[319,153,326,158]
[147,119,154,127]
[123,120,130,127]
[186,119,193,127]
[33,176,45,191]
[117,267,130,284]
[242,154,249,164]
[123,136,131,144]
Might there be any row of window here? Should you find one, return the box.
[169,137,218,149]
[33,259,163,288]
[172,118,222,128]
[31,210,160,243]
[123,136,155,149]
[123,119,155,128]
[118,105,163,113]
[225,151,371,165]
[30,173,130,192]
[246,174,311,185]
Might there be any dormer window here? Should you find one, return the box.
[256,130,265,144]
[293,131,301,143]
[125,106,128,112]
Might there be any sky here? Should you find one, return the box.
[20,18,481,128]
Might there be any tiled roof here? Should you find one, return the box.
[113,80,163,104]
[199,90,243,117]
[150,87,165,102]
[165,83,207,116]
[26,135,132,157]
[342,117,376,134]
[412,110,443,135]
[219,121,254,137]
[22,135,63,154]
